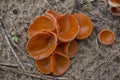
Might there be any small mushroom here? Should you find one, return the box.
[57,14,79,42]
[66,40,78,58]
[73,13,93,40]
[51,52,70,76]
[110,7,120,16]
[98,29,115,45]
[35,55,52,74]
[108,0,120,7]
[28,15,57,38]
[27,31,57,59]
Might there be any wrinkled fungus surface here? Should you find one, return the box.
[26,10,94,76]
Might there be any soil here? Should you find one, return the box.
[0,0,120,80]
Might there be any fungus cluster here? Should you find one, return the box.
[27,10,93,76]
[108,0,120,16]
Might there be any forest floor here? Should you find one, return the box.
[0,0,120,80]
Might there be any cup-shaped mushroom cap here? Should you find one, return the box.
[57,14,79,42]
[98,29,115,45]
[45,13,59,34]
[45,13,57,23]
[35,56,51,74]
[108,0,120,7]
[28,15,56,38]
[55,42,68,56]
[73,13,93,40]
[27,31,57,59]
[110,7,120,16]
[51,52,70,76]
[46,10,63,19]
[67,40,78,58]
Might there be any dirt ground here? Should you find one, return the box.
[0,0,120,80]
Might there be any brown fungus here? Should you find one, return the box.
[57,14,79,42]
[98,29,115,45]
[73,13,93,40]
[27,31,57,60]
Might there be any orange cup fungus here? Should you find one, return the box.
[66,40,78,58]
[55,42,68,56]
[57,14,79,42]
[35,56,52,74]
[110,7,120,16]
[46,10,63,20]
[55,40,78,58]
[28,15,57,38]
[108,0,120,7]
[108,0,120,16]
[51,52,70,76]
[98,29,115,45]
[27,10,95,76]
[27,31,57,60]
[73,13,93,40]
[35,51,70,76]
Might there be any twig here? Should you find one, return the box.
[91,17,100,21]
[0,63,18,67]
[0,19,26,72]
[33,0,35,7]
[20,0,24,19]
[44,0,52,9]
[0,65,53,79]
[7,34,27,56]
[55,77,69,80]
[95,38,99,50]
